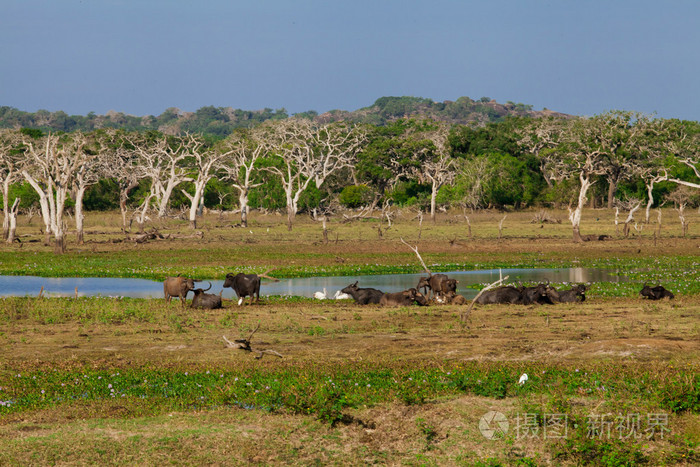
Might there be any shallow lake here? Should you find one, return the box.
[0,268,626,300]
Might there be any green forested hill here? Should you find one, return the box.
[0,96,567,137]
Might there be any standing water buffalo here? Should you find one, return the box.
[341,281,384,305]
[223,273,261,305]
[640,284,674,300]
[379,288,429,307]
[164,276,199,306]
[417,274,458,300]
[190,282,223,309]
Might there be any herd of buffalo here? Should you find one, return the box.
[162,272,675,309]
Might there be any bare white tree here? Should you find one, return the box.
[126,133,192,227]
[667,123,700,190]
[618,115,673,223]
[71,132,102,244]
[540,116,610,242]
[6,198,20,244]
[179,133,229,229]
[21,132,94,253]
[264,119,367,231]
[599,111,649,209]
[517,117,568,187]
[642,171,669,224]
[218,128,266,227]
[614,196,642,237]
[420,123,455,222]
[99,130,142,232]
[667,186,693,237]
[0,129,22,240]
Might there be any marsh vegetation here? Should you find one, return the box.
[0,210,698,465]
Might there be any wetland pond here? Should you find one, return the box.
[0,268,627,300]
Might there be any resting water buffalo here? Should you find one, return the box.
[379,288,428,307]
[223,273,261,305]
[417,274,458,299]
[190,283,223,309]
[640,284,674,300]
[555,284,587,303]
[163,276,199,305]
[475,286,523,305]
[341,281,384,305]
[519,283,555,305]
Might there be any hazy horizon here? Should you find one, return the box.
[3,1,699,121]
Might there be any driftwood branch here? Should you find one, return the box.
[400,237,432,275]
[169,231,204,240]
[246,322,261,342]
[460,275,510,322]
[223,323,283,359]
[222,334,250,351]
[254,349,283,360]
[128,228,166,243]
[259,268,280,282]
[342,204,376,221]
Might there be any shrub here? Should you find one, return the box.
[339,185,373,208]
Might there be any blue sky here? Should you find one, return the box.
[2,0,698,120]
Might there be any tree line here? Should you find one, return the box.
[0,111,698,252]
[0,96,559,136]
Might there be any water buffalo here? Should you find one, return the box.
[640,284,674,300]
[341,281,384,305]
[379,288,428,307]
[223,273,261,305]
[475,286,523,305]
[163,276,199,306]
[519,283,555,305]
[190,283,223,309]
[417,274,458,299]
[555,284,587,303]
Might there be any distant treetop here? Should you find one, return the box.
[0,96,565,137]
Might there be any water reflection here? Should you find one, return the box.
[0,268,625,300]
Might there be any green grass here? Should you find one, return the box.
[2,361,697,421]
[1,210,698,465]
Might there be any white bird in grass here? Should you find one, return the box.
[314,288,328,300]
[518,373,529,385]
[333,290,351,300]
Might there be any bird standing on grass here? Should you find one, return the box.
[314,288,328,300]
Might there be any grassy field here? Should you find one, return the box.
[0,209,698,465]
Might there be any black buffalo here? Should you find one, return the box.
[190,283,223,309]
[223,273,261,305]
[475,286,523,305]
[555,284,587,303]
[341,281,384,305]
[518,283,554,305]
[379,288,429,307]
[640,284,674,300]
[417,274,458,300]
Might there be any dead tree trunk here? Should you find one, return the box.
[6,198,19,244]
[498,214,507,239]
[461,275,510,322]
